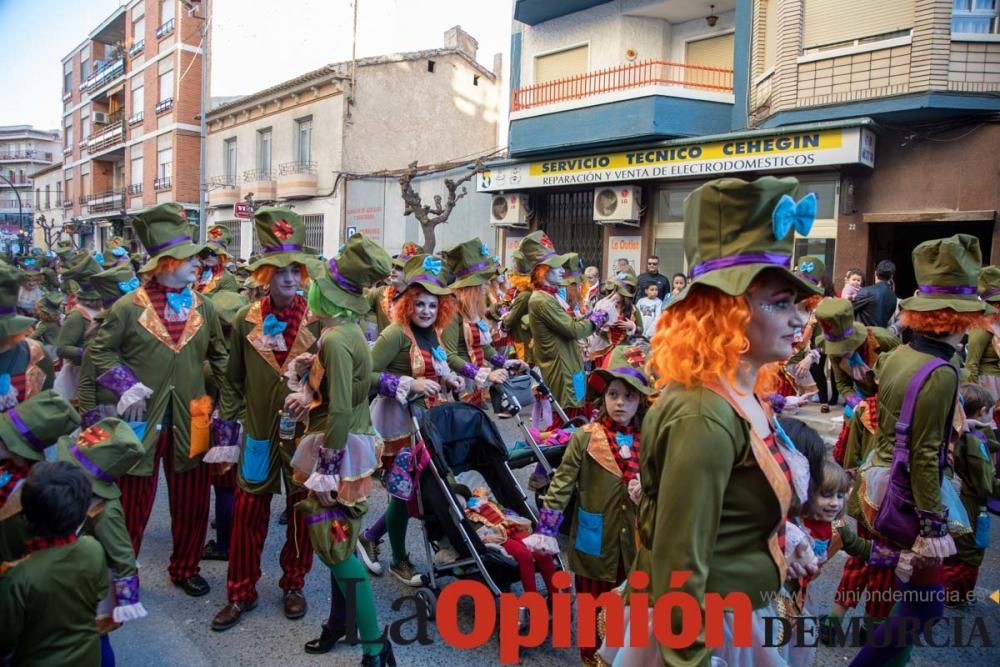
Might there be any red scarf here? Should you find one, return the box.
[144,280,190,343]
[24,533,78,555]
[262,294,308,366]
[600,417,640,482]
[0,460,31,507]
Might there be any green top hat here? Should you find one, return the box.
[978,266,1000,304]
[590,345,654,396]
[312,233,392,315]
[393,242,423,269]
[56,418,143,499]
[54,240,75,262]
[210,290,248,327]
[518,231,570,271]
[400,253,453,297]
[815,297,867,358]
[900,234,990,314]
[670,176,821,309]
[101,246,131,269]
[17,257,41,277]
[36,291,66,315]
[91,263,138,308]
[133,202,205,273]
[445,238,497,289]
[62,253,103,302]
[249,208,314,271]
[795,255,826,288]
[0,390,81,462]
[561,253,584,286]
[205,225,233,256]
[0,264,37,338]
[510,250,528,275]
[611,269,638,298]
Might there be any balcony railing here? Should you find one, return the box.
[206,175,238,189]
[87,190,125,213]
[0,150,54,162]
[0,177,30,186]
[62,198,72,209]
[83,58,125,92]
[155,97,174,114]
[154,176,172,190]
[85,123,126,153]
[511,59,735,111]
[278,161,318,176]
[78,194,89,205]
[242,168,274,182]
[155,18,175,39]
[127,183,143,195]
[128,40,145,57]
[128,111,144,126]
[0,200,33,210]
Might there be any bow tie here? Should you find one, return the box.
[813,538,830,559]
[201,269,213,282]
[432,345,448,362]
[112,246,127,257]
[166,288,192,313]
[477,320,490,333]
[263,314,288,336]
[847,351,866,369]
[772,192,817,240]
[615,432,634,449]
[118,276,140,294]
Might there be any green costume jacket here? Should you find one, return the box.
[830,326,900,399]
[542,424,637,583]
[527,290,595,408]
[369,323,445,411]
[222,299,322,495]
[0,536,108,667]
[0,339,54,403]
[365,285,394,336]
[503,290,533,365]
[951,429,1000,566]
[442,314,502,375]
[55,307,95,365]
[90,286,231,475]
[964,328,1000,381]
[30,320,61,349]
[200,269,239,295]
[634,384,790,667]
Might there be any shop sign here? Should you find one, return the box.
[607,235,642,277]
[478,127,875,192]
[234,201,253,219]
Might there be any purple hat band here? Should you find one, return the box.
[456,260,494,278]
[824,325,856,342]
[610,366,649,386]
[800,273,819,285]
[0,305,16,316]
[262,243,304,254]
[690,252,791,280]
[147,235,192,255]
[918,284,977,296]
[306,508,346,525]
[409,274,446,288]
[69,443,115,483]
[7,409,46,453]
[982,287,1000,299]
[327,258,362,295]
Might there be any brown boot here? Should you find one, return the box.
[283,589,307,620]
[210,598,257,632]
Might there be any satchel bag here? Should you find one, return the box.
[873,358,957,547]
[490,373,534,413]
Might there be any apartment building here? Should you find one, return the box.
[60,0,204,252]
[0,125,61,244]
[204,26,499,258]
[30,161,67,250]
[482,0,1000,295]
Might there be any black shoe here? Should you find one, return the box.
[304,622,346,654]
[201,539,229,561]
[360,639,396,667]
[278,509,289,525]
[821,404,831,414]
[174,574,211,597]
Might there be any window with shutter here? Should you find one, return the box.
[534,45,589,84]
[803,0,914,49]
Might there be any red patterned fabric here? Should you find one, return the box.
[262,295,308,366]
[10,372,27,403]
[467,325,485,366]
[764,435,792,553]
[942,557,978,604]
[144,280,189,343]
[600,417,640,482]
[0,460,31,506]
[23,533,78,555]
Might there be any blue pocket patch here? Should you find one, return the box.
[574,508,603,557]
[128,421,147,441]
[241,436,271,483]
[572,370,586,403]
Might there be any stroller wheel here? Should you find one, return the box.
[415,587,437,621]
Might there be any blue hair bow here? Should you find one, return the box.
[201,269,213,283]
[112,246,127,257]
[480,243,490,257]
[262,314,288,336]
[23,258,36,267]
[799,260,815,273]
[431,345,447,362]
[166,288,192,313]
[118,276,140,294]
[423,256,443,275]
[772,192,817,240]
[94,252,105,266]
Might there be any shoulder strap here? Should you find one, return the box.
[895,357,958,457]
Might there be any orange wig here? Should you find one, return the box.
[251,264,311,289]
[391,286,457,331]
[147,256,190,277]
[899,309,991,336]
[531,265,549,288]
[454,285,487,322]
[649,284,752,389]
[801,294,823,313]
[509,272,532,292]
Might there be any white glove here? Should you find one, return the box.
[628,477,642,505]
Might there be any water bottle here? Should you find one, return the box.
[279,409,296,441]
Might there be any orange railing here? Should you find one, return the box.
[512,59,734,111]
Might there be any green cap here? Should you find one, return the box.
[0,390,81,461]
[56,418,144,499]
[561,253,584,286]
[401,253,452,297]
[54,240,75,262]
[311,233,392,314]
[590,344,654,396]
[815,298,867,358]
[900,234,990,314]
[205,224,233,256]
[518,231,570,271]
[670,177,821,309]
[978,266,1000,304]
[62,253,103,301]
[0,264,37,337]
[444,238,497,289]
[393,242,423,269]
[91,263,138,308]
[36,291,66,315]
[133,202,205,273]
[795,255,826,288]
[210,290,248,327]
[249,208,314,271]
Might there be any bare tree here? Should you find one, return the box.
[35,215,60,251]
[399,160,484,253]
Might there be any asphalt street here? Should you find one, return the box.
[112,404,1000,666]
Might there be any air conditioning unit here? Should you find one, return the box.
[490,193,528,227]
[92,112,109,125]
[593,185,641,226]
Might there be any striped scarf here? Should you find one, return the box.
[144,280,190,343]
[262,294,308,366]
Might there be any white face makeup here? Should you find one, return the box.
[270,264,303,302]
[412,290,439,328]
[546,266,565,285]
[160,256,201,287]
[605,378,641,426]
[745,273,807,365]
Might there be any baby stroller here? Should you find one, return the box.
[408,401,563,618]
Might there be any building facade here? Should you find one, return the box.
[0,125,61,249]
[484,0,1000,295]
[30,161,68,250]
[204,25,499,258]
[59,0,204,252]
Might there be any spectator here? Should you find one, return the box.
[636,255,669,301]
[636,282,664,339]
[669,273,687,300]
[853,259,898,328]
[614,257,634,275]
[584,266,601,307]
[841,268,864,300]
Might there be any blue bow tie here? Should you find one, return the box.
[262,314,288,336]
[772,192,817,240]
[423,256,443,275]
[813,538,830,559]
[799,260,815,273]
[0,471,10,489]
[847,351,866,369]
[0,373,10,396]
[118,276,140,294]
[202,269,213,282]
[615,432,634,449]
[112,246,127,257]
[432,345,447,362]
[94,252,105,266]
[477,320,490,333]
[166,288,192,313]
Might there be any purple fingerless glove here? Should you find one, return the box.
[96,365,140,398]
[114,575,140,606]
[845,393,863,409]
[317,447,344,476]
[461,362,480,380]
[211,417,241,448]
[490,353,508,368]
[537,507,564,537]
[81,409,102,428]
[868,540,901,568]
[588,310,610,329]
[377,372,400,398]
[917,507,949,538]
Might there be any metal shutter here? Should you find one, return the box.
[534,45,589,84]
[803,0,914,49]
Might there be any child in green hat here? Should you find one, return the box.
[0,265,55,411]
[364,240,421,343]
[54,253,104,401]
